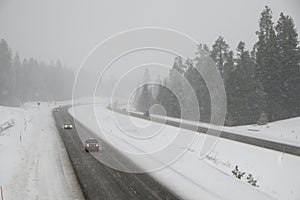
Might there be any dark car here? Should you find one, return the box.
[63,124,73,129]
[84,138,100,152]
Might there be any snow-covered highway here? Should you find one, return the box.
[53,106,179,200]
[1,102,300,200]
[71,104,300,200]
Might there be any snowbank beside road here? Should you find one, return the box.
[144,112,300,147]
[0,105,27,194]
[70,104,300,200]
[227,117,300,147]
[0,103,84,200]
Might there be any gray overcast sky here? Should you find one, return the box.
[0,0,299,68]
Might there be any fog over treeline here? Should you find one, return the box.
[135,6,300,126]
[1,5,299,127]
[0,39,74,106]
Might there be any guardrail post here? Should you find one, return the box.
[0,185,4,200]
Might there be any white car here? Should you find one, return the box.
[63,124,73,129]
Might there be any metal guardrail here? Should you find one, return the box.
[109,106,300,157]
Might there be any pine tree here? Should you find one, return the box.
[227,42,261,125]
[185,44,214,122]
[255,6,281,121]
[0,39,12,105]
[182,68,199,121]
[168,56,185,117]
[211,36,230,77]
[172,56,186,74]
[135,68,154,112]
[223,50,234,84]
[12,53,21,104]
[156,80,181,118]
[210,37,238,125]
[136,84,154,113]
[0,39,75,105]
[222,50,237,125]
[275,13,300,117]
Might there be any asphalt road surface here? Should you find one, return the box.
[53,106,180,200]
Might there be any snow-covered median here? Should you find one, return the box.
[145,113,300,147]
[0,103,84,200]
[70,104,300,200]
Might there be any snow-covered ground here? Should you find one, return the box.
[71,104,300,200]
[226,118,300,146]
[0,103,84,200]
[2,98,296,200]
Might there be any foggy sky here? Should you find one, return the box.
[0,0,299,68]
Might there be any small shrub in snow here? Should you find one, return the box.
[232,166,259,187]
[246,173,259,187]
[232,165,238,177]
[231,165,245,179]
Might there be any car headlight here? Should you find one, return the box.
[96,144,99,146]
[86,144,90,147]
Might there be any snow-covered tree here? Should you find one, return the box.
[275,13,300,118]
[136,84,154,113]
[255,6,281,121]
[211,36,230,77]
